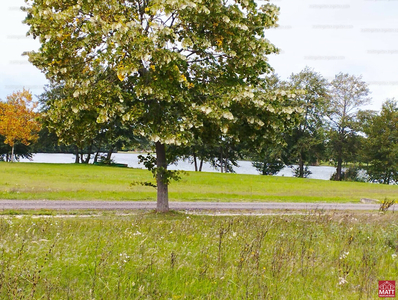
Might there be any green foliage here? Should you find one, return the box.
[130,181,157,189]
[360,99,398,184]
[23,0,301,209]
[97,155,116,165]
[251,147,285,175]
[0,213,396,299]
[252,159,284,176]
[292,165,312,178]
[283,67,329,177]
[23,0,292,148]
[0,136,33,162]
[30,126,75,153]
[330,166,367,182]
[379,198,396,212]
[327,73,371,181]
[38,84,140,161]
[138,153,185,185]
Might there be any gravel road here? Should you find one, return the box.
[0,200,394,211]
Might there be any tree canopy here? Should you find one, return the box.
[327,73,371,181]
[360,99,398,184]
[0,90,41,162]
[24,0,299,211]
[284,67,329,177]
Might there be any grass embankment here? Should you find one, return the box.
[0,162,397,202]
[0,212,397,299]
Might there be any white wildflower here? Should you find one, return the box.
[339,251,349,260]
[338,277,348,285]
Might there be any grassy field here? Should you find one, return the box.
[0,162,397,202]
[0,211,396,299]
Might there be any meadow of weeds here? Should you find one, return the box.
[0,211,397,299]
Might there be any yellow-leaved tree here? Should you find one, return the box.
[0,89,41,162]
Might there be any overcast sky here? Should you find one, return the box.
[1,0,397,110]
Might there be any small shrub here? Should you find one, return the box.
[98,155,115,165]
[292,165,312,178]
[330,166,367,182]
[379,198,395,213]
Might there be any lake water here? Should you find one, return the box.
[20,153,337,180]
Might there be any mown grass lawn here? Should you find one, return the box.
[0,212,396,299]
[0,162,397,202]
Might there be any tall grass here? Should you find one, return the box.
[0,212,396,299]
[1,162,397,202]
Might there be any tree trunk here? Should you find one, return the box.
[93,150,100,163]
[386,173,391,185]
[106,147,113,162]
[298,156,304,178]
[335,132,344,181]
[193,151,198,172]
[84,143,93,164]
[199,159,203,172]
[220,147,224,173]
[156,142,169,212]
[93,140,102,163]
[224,152,228,173]
[74,146,79,163]
[336,156,342,181]
[11,145,15,162]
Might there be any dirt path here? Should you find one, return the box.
[0,200,393,211]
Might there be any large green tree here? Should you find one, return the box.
[360,99,398,184]
[284,68,329,178]
[327,73,371,181]
[24,0,297,211]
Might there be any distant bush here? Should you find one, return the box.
[292,165,312,178]
[330,166,367,182]
[252,160,284,175]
